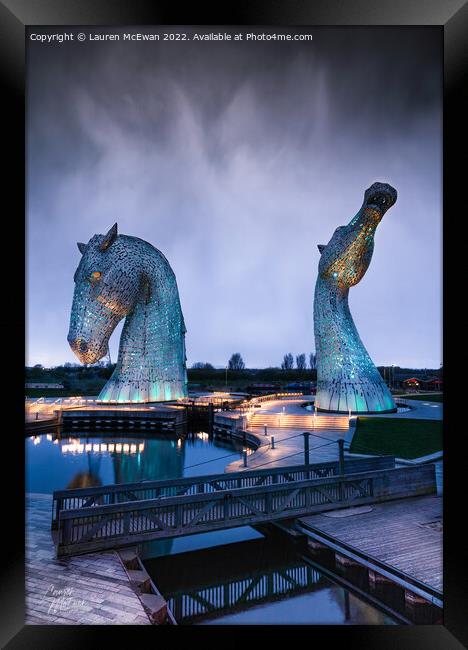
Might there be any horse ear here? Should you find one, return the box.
[317,244,326,254]
[77,242,87,254]
[100,223,118,252]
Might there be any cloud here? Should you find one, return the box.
[26,27,442,368]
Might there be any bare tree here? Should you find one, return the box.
[296,353,306,370]
[228,353,245,370]
[281,353,294,370]
[309,352,317,369]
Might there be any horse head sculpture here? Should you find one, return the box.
[68,224,188,403]
[313,182,397,413]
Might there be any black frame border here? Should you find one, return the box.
[2,0,467,647]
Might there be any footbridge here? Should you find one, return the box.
[52,455,436,558]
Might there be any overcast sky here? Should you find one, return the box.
[26,26,442,369]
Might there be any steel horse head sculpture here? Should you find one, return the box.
[68,224,188,403]
[314,182,397,413]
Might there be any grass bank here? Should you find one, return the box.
[350,417,442,459]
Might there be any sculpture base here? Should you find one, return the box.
[315,406,398,415]
[98,378,187,403]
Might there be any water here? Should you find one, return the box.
[25,430,245,495]
[25,428,398,625]
[26,429,261,558]
[144,536,397,625]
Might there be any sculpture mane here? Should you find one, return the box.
[313,182,397,413]
[67,224,188,403]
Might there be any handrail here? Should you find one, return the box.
[51,456,395,528]
[54,464,435,557]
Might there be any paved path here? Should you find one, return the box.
[225,395,442,473]
[225,398,346,473]
[299,494,442,593]
[26,493,150,625]
[376,397,443,421]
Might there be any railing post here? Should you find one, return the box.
[264,424,268,436]
[174,504,181,529]
[338,439,345,475]
[123,511,130,536]
[224,495,230,523]
[303,432,310,466]
[271,436,275,450]
[302,431,310,479]
[62,517,72,546]
[243,449,248,468]
[338,439,345,501]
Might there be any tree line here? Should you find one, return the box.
[191,352,317,371]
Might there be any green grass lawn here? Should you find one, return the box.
[396,393,443,403]
[350,417,442,459]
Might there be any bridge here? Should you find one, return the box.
[52,455,436,558]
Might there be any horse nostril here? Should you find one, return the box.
[79,340,88,353]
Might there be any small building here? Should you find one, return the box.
[420,378,443,391]
[246,383,280,395]
[402,378,420,390]
[25,382,64,389]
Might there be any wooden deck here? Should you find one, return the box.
[26,493,151,625]
[298,494,442,593]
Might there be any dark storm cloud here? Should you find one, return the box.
[27,27,442,368]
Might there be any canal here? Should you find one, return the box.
[26,428,399,625]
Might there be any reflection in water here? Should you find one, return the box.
[114,437,187,558]
[66,471,102,489]
[26,431,243,496]
[144,537,396,625]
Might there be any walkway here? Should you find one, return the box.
[225,395,442,473]
[298,494,442,594]
[225,397,347,473]
[26,493,150,625]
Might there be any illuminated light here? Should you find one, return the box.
[53,439,59,444]
[85,443,92,452]
[33,436,41,445]
[123,444,130,453]
[116,444,122,452]
[130,444,137,453]
[46,434,53,441]
[108,443,115,452]
[93,444,100,452]
[100,443,107,452]
[138,443,145,452]
[314,183,397,414]
[177,439,182,448]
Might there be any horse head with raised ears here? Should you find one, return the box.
[314,182,398,414]
[68,223,188,403]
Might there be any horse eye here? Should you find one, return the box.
[90,271,102,281]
